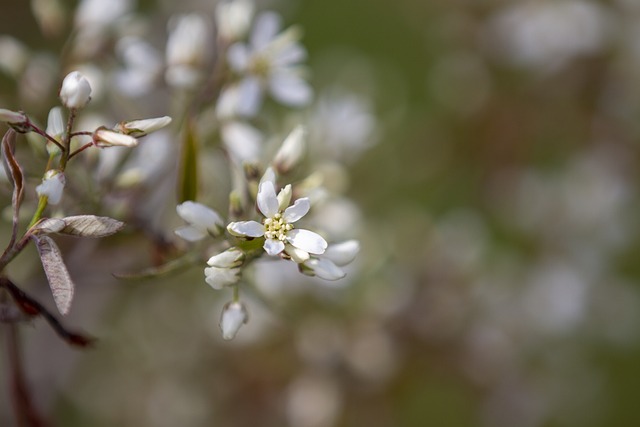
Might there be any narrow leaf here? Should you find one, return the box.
[177,119,199,203]
[32,235,75,315]
[114,252,200,280]
[1,129,24,247]
[59,215,125,238]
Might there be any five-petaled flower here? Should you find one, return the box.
[227,179,327,257]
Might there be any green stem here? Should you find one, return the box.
[27,196,48,229]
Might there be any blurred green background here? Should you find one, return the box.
[2,0,640,426]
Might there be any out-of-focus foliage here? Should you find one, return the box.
[2,0,640,426]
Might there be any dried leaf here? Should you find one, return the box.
[59,215,125,237]
[1,129,24,246]
[32,235,75,315]
[177,119,199,203]
[32,218,66,234]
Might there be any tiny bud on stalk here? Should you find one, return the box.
[36,170,65,205]
[220,301,248,340]
[116,116,172,137]
[93,128,138,147]
[59,71,92,109]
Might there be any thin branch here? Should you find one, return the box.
[27,125,64,152]
[0,277,94,347]
[68,142,94,160]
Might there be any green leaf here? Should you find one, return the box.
[177,119,199,203]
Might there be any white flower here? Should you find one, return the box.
[36,170,65,205]
[165,14,211,88]
[175,201,224,241]
[59,71,92,109]
[0,108,27,124]
[219,301,248,340]
[221,121,262,163]
[93,128,138,147]
[114,36,163,97]
[227,11,312,116]
[303,258,346,281]
[216,0,254,41]
[273,125,306,174]
[117,116,172,137]
[205,265,241,290]
[227,179,327,257]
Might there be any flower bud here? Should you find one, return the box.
[0,108,27,124]
[277,184,292,211]
[45,107,64,155]
[219,301,248,340]
[215,0,254,41]
[273,125,305,174]
[176,201,225,241]
[59,71,92,109]
[116,116,172,137]
[93,128,138,147]
[204,266,241,290]
[36,170,65,205]
[207,247,244,268]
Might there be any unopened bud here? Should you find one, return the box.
[93,128,138,147]
[277,184,292,211]
[215,0,254,41]
[46,107,64,155]
[175,201,225,241]
[273,125,305,174]
[0,108,27,124]
[219,301,248,340]
[36,170,65,205]
[204,266,241,290]
[116,116,172,137]
[59,71,92,109]
[207,247,244,268]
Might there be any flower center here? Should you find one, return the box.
[250,54,271,78]
[263,212,293,241]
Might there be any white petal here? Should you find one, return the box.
[263,238,285,256]
[251,12,281,50]
[237,76,263,117]
[176,201,224,233]
[287,229,327,255]
[277,184,292,211]
[273,125,305,174]
[283,197,310,223]
[273,43,307,66]
[207,247,244,268]
[219,301,248,340]
[175,225,207,242]
[259,167,277,188]
[285,243,309,263]
[227,43,250,71]
[305,258,346,281]
[221,121,262,162]
[36,172,65,205]
[257,181,279,218]
[269,72,312,106]
[323,240,360,266]
[227,220,264,237]
[204,266,240,289]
